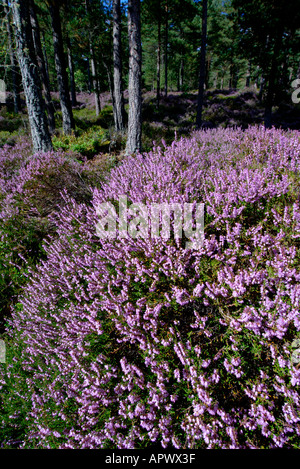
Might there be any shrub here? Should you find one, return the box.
[1,126,300,449]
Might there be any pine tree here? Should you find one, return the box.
[66,34,77,107]
[85,0,101,116]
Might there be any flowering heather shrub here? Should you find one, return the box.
[0,140,102,331]
[1,126,300,448]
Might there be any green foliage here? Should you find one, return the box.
[232,0,300,103]
[74,69,88,93]
[0,109,24,133]
[0,130,15,147]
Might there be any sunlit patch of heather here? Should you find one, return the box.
[0,142,100,333]
[1,126,300,449]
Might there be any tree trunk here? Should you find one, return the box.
[85,0,101,116]
[4,0,20,113]
[230,62,238,89]
[229,61,233,88]
[178,57,184,91]
[246,61,251,88]
[213,73,218,89]
[41,31,50,87]
[156,1,161,108]
[90,46,101,116]
[48,1,74,134]
[11,0,52,153]
[258,75,264,101]
[164,0,168,97]
[125,0,142,155]
[232,72,238,89]
[112,0,125,131]
[196,0,207,128]
[205,55,210,89]
[103,59,114,111]
[87,57,92,94]
[264,36,280,129]
[264,69,275,128]
[30,0,55,133]
[66,35,77,107]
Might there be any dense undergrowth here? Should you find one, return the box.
[0,125,300,448]
[0,139,113,332]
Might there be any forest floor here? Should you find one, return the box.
[1,87,300,157]
[1,87,300,449]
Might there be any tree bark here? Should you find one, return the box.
[156,2,161,108]
[112,0,125,131]
[246,61,251,88]
[85,0,101,116]
[178,57,184,91]
[30,0,55,133]
[48,1,74,134]
[264,35,281,129]
[66,35,77,107]
[196,0,207,128]
[90,44,101,116]
[125,0,142,155]
[41,31,50,86]
[164,0,168,97]
[11,0,52,153]
[87,57,92,94]
[4,0,20,113]
[103,59,114,111]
